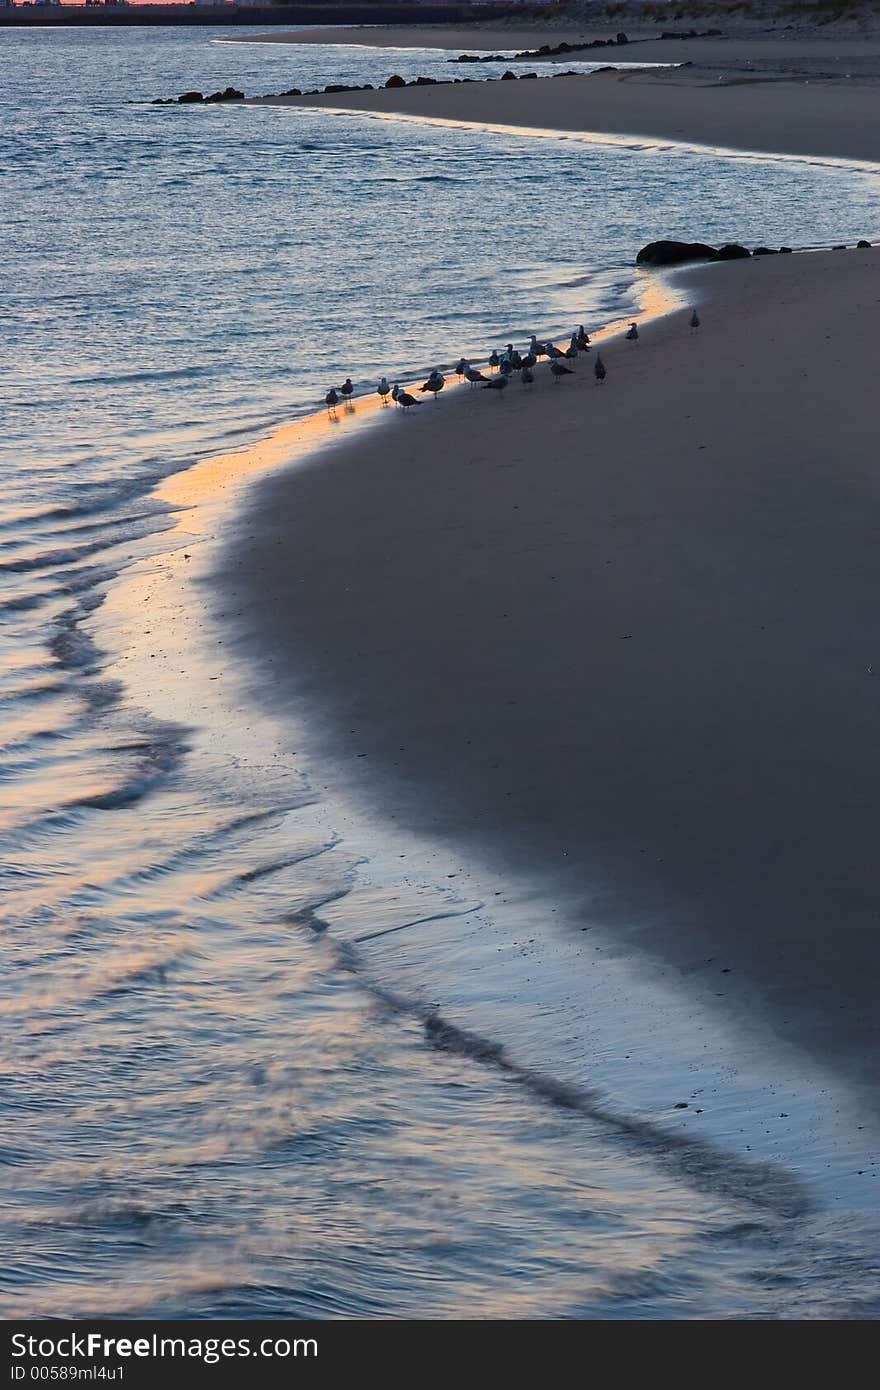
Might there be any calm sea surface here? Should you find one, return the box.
[1,26,879,1318]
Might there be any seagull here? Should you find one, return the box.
[377,376,391,405]
[396,388,422,412]
[488,350,500,372]
[576,325,590,350]
[464,365,489,386]
[391,382,401,406]
[545,341,564,360]
[690,309,701,330]
[529,334,547,358]
[594,353,606,383]
[520,351,537,371]
[499,357,513,377]
[520,365,534,387]
[455,357,468,380]
[325,388,339,415]
[340,377,354,401]
[483,375,508,394]
[565,337,578,361]
[420,369,445,401]
[625,323,639,342]
[550,360,574,381]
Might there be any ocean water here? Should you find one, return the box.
[2,26,880,1319]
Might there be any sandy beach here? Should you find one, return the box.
[226,243,880,1098]
[247,25,880,162]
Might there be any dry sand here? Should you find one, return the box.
[226,247,880,1093]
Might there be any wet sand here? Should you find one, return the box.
[226,247,880,1096]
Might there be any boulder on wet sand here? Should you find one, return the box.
[636,240,718,266]
[385,74,406,88]
[204,87,244,103]
[713,243,751,260]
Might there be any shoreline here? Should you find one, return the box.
[249,65,880,166]
[221,245,880,1116]
[235,21,880,164]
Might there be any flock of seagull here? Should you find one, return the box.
[323,310,701,416]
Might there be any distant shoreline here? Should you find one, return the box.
[244,26,880,165]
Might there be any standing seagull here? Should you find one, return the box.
[594,353,606,383]
[396,388,422,412]
[464,365,489,387]
[340,377,355,405]
[576,325,590,350]
[690,309,701,330]
[521,365,534,387]
[420,369,445,401]
[325,388,340,415]
[455,357,468,381]
[377,376,391,405]
[550,360,575,382]
[625,323,639,342]
[488,350,500,373]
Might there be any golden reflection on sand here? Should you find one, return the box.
[158,271,682,541]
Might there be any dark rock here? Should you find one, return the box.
[857,239,872,248]
[204,87,244,103]
[594,66,618,74]
[779,246,793,253]
[324,84,353,94]
[636,239,717,266]
[385,74,406,88]
[674,1102,689,1109]
[833,244,846,250]
[456,54,480,63]
[177,91,204,103]
[752,246,779,256]
[520,72,538,80]
[283,88,302,97]
[415,75,438,85]
[557,42,571,53]
[712,243,751,260]
[501,70,517,81]
[616,32,629,44]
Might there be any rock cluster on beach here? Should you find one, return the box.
[452,27,725,64]
[155,65,644,107]
[154,86,244,105]
[637,238,871,266]
[454,33,633,64]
